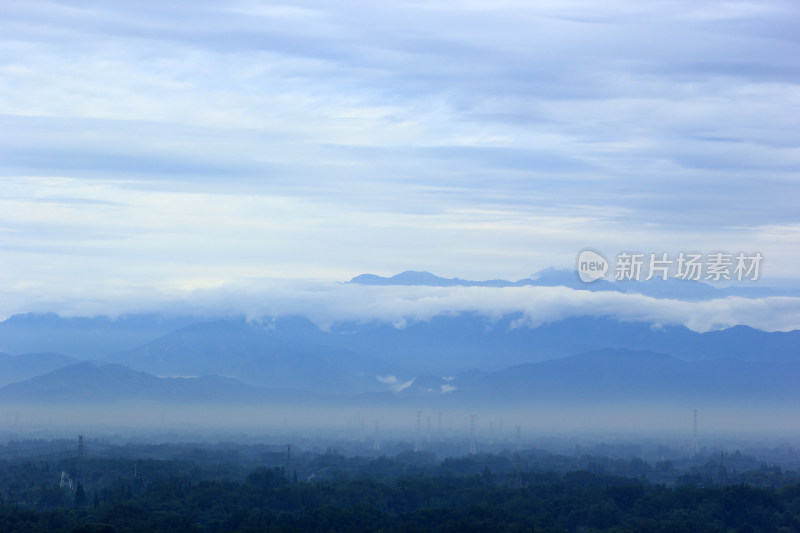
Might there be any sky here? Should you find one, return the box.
[1,0,799,325]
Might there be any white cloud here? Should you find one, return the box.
[376,375,415,393]
[3,277,800,333]
[1,0,799,317]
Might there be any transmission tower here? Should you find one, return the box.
[59,470,73,490]
[414,411,422,452]
[426,415,431,443]
[77,435,84,486]
[372,420,381,452]
[690,409,698,459]
[469,414,477,454]
[718,451,727,487]
[285,444,292,480]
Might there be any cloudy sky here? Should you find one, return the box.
[1,0,799,324]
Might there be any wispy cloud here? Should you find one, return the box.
[377,374,415,393]
[1,0,799,314]
[3,278,800,333]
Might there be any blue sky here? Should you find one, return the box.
[1,0,799,324]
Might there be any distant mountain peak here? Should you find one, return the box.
[347,268,588,288]
[348,271,464,286]
[0,361,264,403]
[346,269,793,301]
[347,271,510,287]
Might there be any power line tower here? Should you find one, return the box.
[469,414,477,455]
[515,425,521,452]
[60,469,72,490]
[285,444,292,481]
[77,435,84,486]
[717,451,727,487]
[59,470,73,490]
[414,411,422,452]
[514,452,522,489]
[425,415,431,443]
[690,409,699,459]
[372,420,381,452]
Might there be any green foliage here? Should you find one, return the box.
[1,443,799,532]
[2,466,799,532]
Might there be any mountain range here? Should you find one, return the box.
[102,319,397,394]
[398,348,800,406]
[348,269,798,300]
[5,313,799,378]
[2,348,798,409]
[0,352,79,387]
[1,271,798,411]
[0,361,266,403]
[0,313,197,358]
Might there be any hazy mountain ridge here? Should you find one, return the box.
[0,352,79,387]
[401,348,800,406]
[271,314,800,371]
[2,348,798,408]
[3,312,800,381]
[0,312,198,358]
[93,314,800,386]
[2,295,799,404]
[0,361,266,403]
[102,319,400,394]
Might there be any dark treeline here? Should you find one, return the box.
[2,465,800,532]
[2,437,797,487]
[1,440,799,532]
